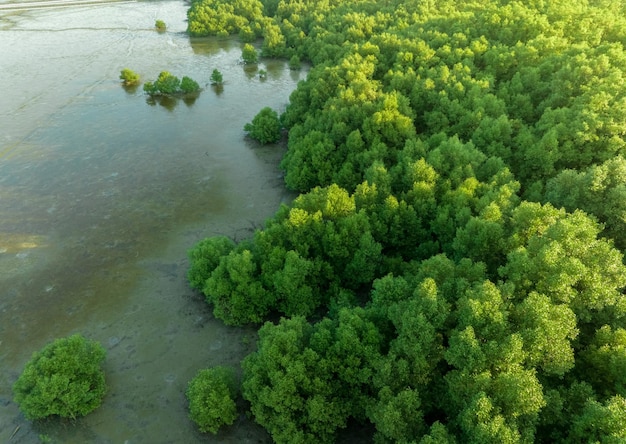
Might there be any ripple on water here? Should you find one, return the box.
[164,373,175,383]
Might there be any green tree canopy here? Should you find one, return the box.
[187,0,264,37]
[13,334,107,420]
[187,0,626,441]
[186,366,238,434]
[242,310,383,443]
[180,76,200,93]
[210,68,223,85]
[241,43,259,64]
[244,107,281,144]
[144,71,201,96]
[119,68,140,85]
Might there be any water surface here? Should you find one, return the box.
[0,1,302,442]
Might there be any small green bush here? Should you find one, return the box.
[244,107,281,144]
[144,71,200,96]
[187,236,235,290]
[241,43,258,64]
[155,19,166,31]
[186,366,238,434]
[288,55,301,70]
[238,26,256,42]
[119,68,140,85]
[181,76,200,93]
[13,334,107,420]
[155,71,180,94]
[210,69,224,85]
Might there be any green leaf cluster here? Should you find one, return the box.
[187,0,626,441]
[13,334,107,420]
[242,310,383,443]
[143,71,200,96]
[241,43,258,64]
[186,0,265,38]
[288,55,301,70]
[119,68,140,85]
[186,366,238,434]
[210,68,223,85]
[180,76,200,94]
[244,107,281,144]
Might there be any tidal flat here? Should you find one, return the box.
[0,1,302,441]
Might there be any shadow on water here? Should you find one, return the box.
[146,94,179,111]
[211,83,225,95]
[146,92,201,110]
[0,1,305,442]
[243,63,258,79]
[189,36,238,56]
[122,83,141,95]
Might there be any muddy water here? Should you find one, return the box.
[0,1,303,442]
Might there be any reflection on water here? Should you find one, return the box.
[0,1,302,442]
[0,234,45,254]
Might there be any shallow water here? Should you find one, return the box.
[0,1,302,442]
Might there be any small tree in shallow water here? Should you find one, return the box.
[119,68,140,85]
[241,43,258,64]
[210,69,224,85]
[186,366,238,434]
[144,71,200,96]
[13,334,107,420]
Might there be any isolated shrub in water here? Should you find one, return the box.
[186,366,238,434]
[210,69,224,85]
[13,334,107,420]
[119,68,140,85]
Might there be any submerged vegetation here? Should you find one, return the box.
[187,0,626,442]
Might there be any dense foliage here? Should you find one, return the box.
[244,107,282,144]
[155,19,166,31]
[13,334,107,420]
[241,43,259,64]
[143,71,200,96]
[186,0,265,38]
[186,366,238,434]
[187,0,626,442]
[119,68,140,85]
[210,68,224,85]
